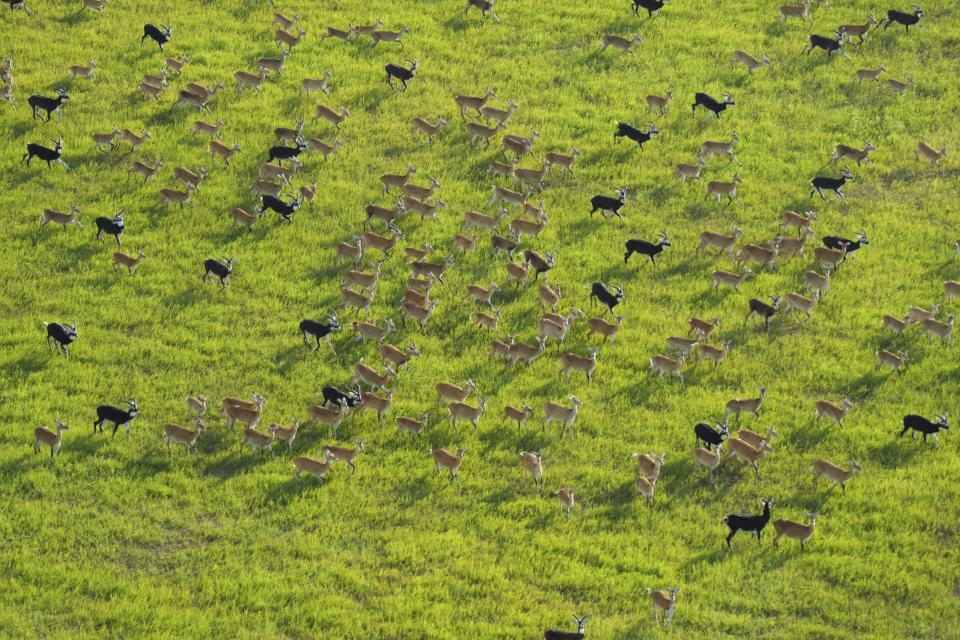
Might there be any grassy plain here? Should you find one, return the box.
[1,0,959,637]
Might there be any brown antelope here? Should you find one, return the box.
[406,275,435,294]
[705,174,741,203]
[225,400,264,431]
[183,395,206,418]
[410,255,454,282]
[173,166,207,192]
[881,313,909,334]
[784,290,819,319]
[480,98,518,126]
[466,121,505,147]
[876,348,908,376]
[92,128,121,152]
[701,132,741,163]
[352,318,394,343]
[725,388,767,420]
[191,118,224,138]
[463,209,504,232]
[138,81,164,100]
[509,213,548,239]
[351,18,384,38]
[411,116,448,144]
[666,336,699,357]
[209,140,242,166]
[222,392,264,413]
[231,208,262,231]
[886,77,913,95]
[538,317,569,346]
[356,389,393,423]
[813,458,862,492]
[518,451,544,491]
[112,249,147,274]
[491,231,520,258]
[544,147,581,176]
[474,309,500,331]
[693,445,723,480]
[436,380,478,406]
[291,451,336,484]
[814,245,847,272]
[635,473,658,506]
[240,425,276,458]
[313,103,349,129]
[599,33,643,53]
[632,452,665,481]
[737,427,778,451]
[650,354,685,385]
[674,155,706,183]
[234,68,268,92]
[275,27,307,52]
[773,229,815,259]
[736,243,778,271]
[832,141,876,166]
[164,55,189,75]
[334,237,363,266]
[712,268,754,291]
[646,90,673,115]
[814,398,854,426]
[556,488,576,519]
[698,341,731,367]
[944,280,960,300]
[773,512,818,550]
[399,299,437,330]
[302,69,334,95]
[778,0,810,20]
[504,404,534,431]
[184,81,224,101]
[380,343,420,371]
[342,262,383,291]
[502,130,540,159]
[175,89,214,111]
[341,286,375,316]
[396,413,428,435]
[454,88,496,118]
[159,188,193,208]
[273,11,299,30]
[269,418,300,454]
[128,159,163,185]
[840,15,879,43]
[257,51,291,75]
[299,183,318,207]
[725,437,775,478]
[513,161,549,191]
[307,399,349,437]
[466,282,499,306]
[361,224,403,256]
[508,336,548,367]
[648,587,679,628]
[802,270,830,298]
[504,261,528,289]
[323,25,356,41]
[81,0,107,13]
[322,441,364,472]
[732,50,770,74]
[488,159,515,179]
[68,59,96,81]
[41,203,83,230]
[400,195,445,221]
[120,128,150,152]
[491,336,515,362]
[560,347,598,382]
[781,209,817,236]
[922,315,955,343]
[698,225,743,256]
[855,65,885,83]
[34,420,69,459]
[431,447,466,482]
[908,303,939,324]
[916,142,947,165]
[689,317,720,339]
[538,284,561,311]
[543,396,582,438]
[448,397,488,430]
[404,243,433,261]
[402,289,430,309]
[371,27,410,47]
[586,315,622,344]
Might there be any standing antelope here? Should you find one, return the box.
[556,488,575,519]
[648,587,679,629]
[543,396,582,438]
[112,249,147,275]
[649,354,685,386]
[725,388,767,420]
[163,418,206,454]
[34,420,69,460]
[705,174,741,203]
[431,447,466,483]
[447,398,488,430]
[725,437,775,478]
[292,451,336,484]
[814,398,854,426]
[773,512,819,550]
[560,348,598,382]
[504,404,534,431]
[693,444,723,480]
[646,90,673,115]
[698,341,731,367]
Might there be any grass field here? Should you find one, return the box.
[2,0,960,637]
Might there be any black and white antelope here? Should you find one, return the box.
[141,23,172,50]
[589,187,627,220]
[385,60,418,92]
[695,420,728,450]
[22,139,70,170]
[723,498,774,548]
[624,231,671,266]
[883,5,923,32]
[259,195,301,223]
[93,399,140,436]
[544,613,591,640]
[632,0,667,18]
[300,314,341,352]
[203,257,235,288]
[810,168,854,202]
[94,210,124,245]
[823,230,869,255]
[28,88,69,121]
[614,122,659,149]
[804,31,848,57]
[267,138,307,165]
[44,321,77,357]
[899,413,949,448]
[692,92,735,119]
[590,282,624,316]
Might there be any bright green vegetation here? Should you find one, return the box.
[2,0,959,637]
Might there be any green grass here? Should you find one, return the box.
[2,0,960,637]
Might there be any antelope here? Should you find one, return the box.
[231,208,262,231]
[908,303,939,324]
[650,354,685,386]
[275,27,306,52]
[649,587,679,628]
[725,437,775,478]
[400,195,445,221]
[164,55,188,75]
[240,425,275,458]
[341,286,375,316]
[689,317,720,339]
[186,395,207,416]
[712,268,754,292]
[701,132,741,163]
[138,81,164,100]
[454,234,476,252]
[801,270,829,298]
[410,256,454,282]
[882,314,909,335]
[466,282,499,306]
[322,442,364,472]
[812,459,862,492]
[491,336,514,362]
[112,249,147,274]
[356,389,393,423]
[674,155,706,183]
[34,420,69,459]
[454,88,496,118]
[191,118,224,138]
[81,0,107,13]
[944,280,960,300]
[411,116,448,144]
[403,289,430,308]
[856,65,886,83]
[474,309,500,331]
[361,224,403,256]
[302,69,334,95]
[224,398,264,430]
[519,451,544,491]
[342,262,382,291]
[431,447,466,482]
[405,243,433,261]
[814,245,847,272]
[916,142,947,165]
[159,188,193,208]
[222,392,264,413]
[371,27,410,47]
[841,15,879,43]
[544,147,581,176]
[352,318,394,343]
[491,231,520,258]
[814,398,854,426]
[291,451,336,484]
[575,316,618,346]
[40,203,83,230]
[396,413,428,435]
[772,512,818,550]
[646,90,673,115]
[463,209,504,232]
[273,11,299,30]
[784,290,819,319]
[502,130,540,159]
[538,317,570,345]
[698,341,731,367]
[68,59,96,81]
[543,396,582,438]
[737,426,778,451]
[781,209,817,236]
[693,444,723,480]
[162,418,206,454]
[351,18,384,38]
[491,185,527,209]
[323,25,355,41]
[922,315,955,343]
[599,33,643,53]
[171,166,207,192]
[184,81,222,101]
[736,243,778,271]
[560,347,598,382]
[480,98,518,126]
[886,77,913,95]
[448,397,488,430]
[514,161,550,191]
[313,103,349,129]
[508,336,548,367]
[778,0,810,20]
[466,121,505,147]
[557,489,575,519]
[666,336,699,358]
[399,299,437,330]
[632,452,665,481]
[635,474,657,506]
[488,159,514,179]
[257,50,290,75]
[406,275,435,294]
[699,226,743,257]
[307,399,349,437]
[234,67,268,92]
[831,140,876,166]
[510,213,548,239]
[773,230,815,259]
[335,237,363,265]
[505,404,534,431]
[725,388,767,420]
[120,128,150,152]
[732,50,770,74]
[539,284,561,311]
[128,160,163,185]
[380,343,420,370]
[209,140,242,166]
[92,128,121,152]
[705,174,741,203]
[299,183,318,207]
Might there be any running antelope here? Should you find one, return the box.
[128,160,163,185]
[814,398,854,426]
[689,317,720,339]
[650,354,685,386]
[68,60,96,80]
[504,404,534,431]
[815,245,847,272]
[781,209,817,236]
[466,282,499,306]
[474,309,500,331]
[674,155,705,183]
[342,263,382,291]
[831,141,876,166]
[209,140,242,166]
[698,225,743,256]
[922,315,955,343]
[520,451,544,491]
[411,116,448,144]
[698,341,731,367]
[335,237,363,265]
[357,389,392,422]
[396,413,428,435]
[380,341,421,370]
[92,128,121,152]
[112,249,147,274]
[240,425,276,459]
[186,395,206,416]
[352,318,394,344]
[694,444,723,480]
[725,437,775,478]
[736,426,778,451]
[313,103,349,129]
[322,442,364,472]
[876,349,908,376]
[466,121,505,147]
[508,336,548,367]
[732,50,770,74]
[454,88,496,118]
[916,142,947,165]
[539,284,561,311]
[307,399,349,437]
[736,243,778,271]
[855,65,886,83]
[353,360,396,392]
[700,132,741,162]
[633,452,665,481]
[646,90,673,115]
[399,299,436,330]
[291,451,336,484]
[882,313,909,335]
[635,474,658,506]
[231,208,262,231]
[812,459,862,492]
[586,316,622,344]
[557,488,575,519]
[908,303,939,324]
[341,286,375,316]
[41,203,83,230]
[599,33,643,53]
[784,290,819,319]
[705,175,741,203]
[302,69,333,95]
[712,268,754,292]
[544,147,581,175]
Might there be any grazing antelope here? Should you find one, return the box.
[543,396,582,438]
[712,268,754,292]
[922,315,955,343]
[689,316,720,339]
[307,399,349,437]
[234,68,268,92]
[163,418,206,454]
[705,174,741,203]
[650,354,685,386]
[128,159,163,185]
[886,77,913,95]
[68,59,96,81]
[693,444,723,480]
[191,118,224,138]
[520,451,544,491]
[396,413,428,435]
[431,447,466,483]
[240,425,276,459]
[209,140,242,166]
[322,442,364,472]
[504,404,534,431]
[831,141,876,166]
[698,341,731,367]
[544,147,581,176]
[112,249,147,274]
[599,33,643,53]
[291,451,336,484]
[784,290,819,319]
[725,437,775,478]
[586,315,622,344]
[186,395,206,417]
[560,347,599,382]
[732,50,770,74]
[772,512,818,550]
[916,142,947,165]
[34,420,69,459]
[812,459,861,492]
[474,309,500,331]
[352,318,394,344]
[649,587,679,628]
[357,389,393,423]
[454,88,496,118]
[313,103,349,129]
[40,203,83,230]
[556,488,575,519]
[448,397,488,430]
[646,90,673,115]
[814,398,854,426]
[725,388,767,420]
[674,155,705,183]
[411,116,447,144]
[302,69,333,95]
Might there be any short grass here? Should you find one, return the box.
[1,0,959,638]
